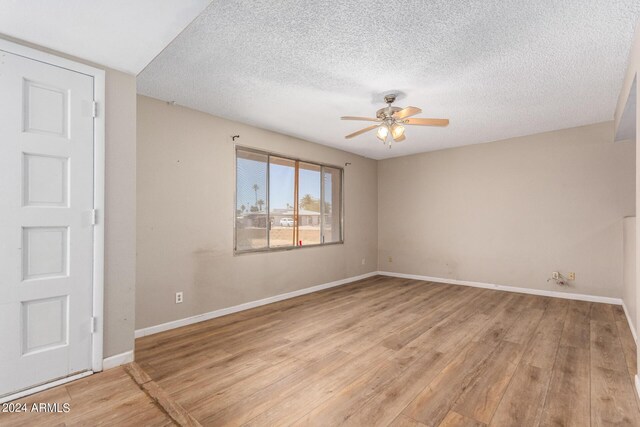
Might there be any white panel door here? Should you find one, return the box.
[0,50,95,397]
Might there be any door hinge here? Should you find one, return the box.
[91,317,98,333]
[92,101,98,118]
[90,209,97,225]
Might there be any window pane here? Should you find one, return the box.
[236,150,268,251]
[269,156,295,248]
[322,166,342,243]
[298,162,321,245]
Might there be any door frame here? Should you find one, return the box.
[0,38,106,374]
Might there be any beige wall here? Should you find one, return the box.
[624,217,637,331]
[0,36,138,359]
[378,122,635,298]
[136,95,377,330]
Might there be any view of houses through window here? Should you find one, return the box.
[236,148,343,252]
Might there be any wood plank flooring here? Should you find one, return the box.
[2,275,639,426]
[0,366,174,426]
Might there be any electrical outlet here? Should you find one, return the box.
[175,292,183,304]
[361,258,366,265]
[388,256,393,263]
[552,271,559,280]
[568,272,575,281]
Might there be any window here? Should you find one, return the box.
[269,156,296,248]
[322,166,342,244]
[235,150,268,251]
[235,147,343,252]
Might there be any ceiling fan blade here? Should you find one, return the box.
[341,116,381,122]
[345,124,379,139]
[393,106,422,119]
[393,133,406,142]
[404,118,449,126]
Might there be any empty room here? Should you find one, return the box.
[2,1,640,426]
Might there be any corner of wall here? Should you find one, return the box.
[103,68,137,358]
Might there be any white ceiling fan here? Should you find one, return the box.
[341,94,449,147]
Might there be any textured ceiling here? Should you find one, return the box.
[138,0,640,159]
[0,0,212,74]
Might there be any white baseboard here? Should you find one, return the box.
[102,350,134,370]
[622,301,638,344]
[636,375,640,400]
[377,271,623,305]
[135,269,626,340]
[135,271,379,338]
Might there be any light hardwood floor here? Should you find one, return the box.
[2,275,639,426]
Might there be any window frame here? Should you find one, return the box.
[234,146,344,254]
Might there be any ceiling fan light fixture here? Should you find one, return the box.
[391,122,405,140]
[376,124,389,142]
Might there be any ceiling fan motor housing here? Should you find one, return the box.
[376,106,402,120]
[378,94,402,120]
